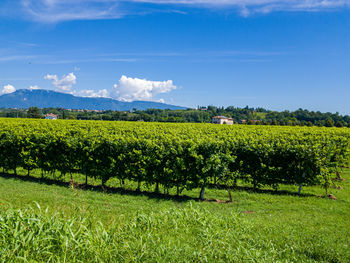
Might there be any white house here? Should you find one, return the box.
[45,113,58,120]
[212,116,234,125]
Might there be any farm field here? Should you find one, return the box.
[0,119,349,262]
[1,119,349,199]
[2,1,350,262]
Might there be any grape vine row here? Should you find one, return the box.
[0,119,349,199]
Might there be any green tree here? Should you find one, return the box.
[62,110,68,119]
[27,107,41,119]
[325,119,334,127]
[335,121,343,128]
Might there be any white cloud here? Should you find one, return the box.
[44,72,77,93]
[1,84,16,95]
[21,0,123,23]
[112,75,176,102]
[0,55,37,62]
[28,85,40,90]
[17,0,350,22]
[26,72,176,102]
[76,89,110,98]
[42,71,108,98]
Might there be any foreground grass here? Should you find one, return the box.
[0,168,349,262]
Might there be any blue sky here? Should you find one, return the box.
[0,0,349,114]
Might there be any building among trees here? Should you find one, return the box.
[212,116,234,125]
[45,113,58,120]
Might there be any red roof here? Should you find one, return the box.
[213,116,233,120]
[45,113,58,118]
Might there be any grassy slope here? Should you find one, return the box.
[0,168,349,262]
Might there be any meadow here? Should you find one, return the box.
[0,167,349,262]
[0,119,349,262]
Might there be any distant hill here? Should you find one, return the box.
[0,89,186,111]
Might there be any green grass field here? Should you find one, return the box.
[0,168,349,262]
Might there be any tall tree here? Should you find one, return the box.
[27,107,41,119]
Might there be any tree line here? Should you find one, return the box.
[0,106,349,127]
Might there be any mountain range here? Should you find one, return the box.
[0,89,186,111]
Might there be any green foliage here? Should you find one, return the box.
[1,106,350,127]
[27,107,41,119]
[0,119,349,199]
[1,167,350,262]
[326,119,334,127]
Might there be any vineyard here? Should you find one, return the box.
[0,118,349,200]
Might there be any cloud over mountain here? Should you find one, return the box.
[43,72,176,102]
[44,72,77,93]
[1,84,16,95]
[112,75,177,102]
